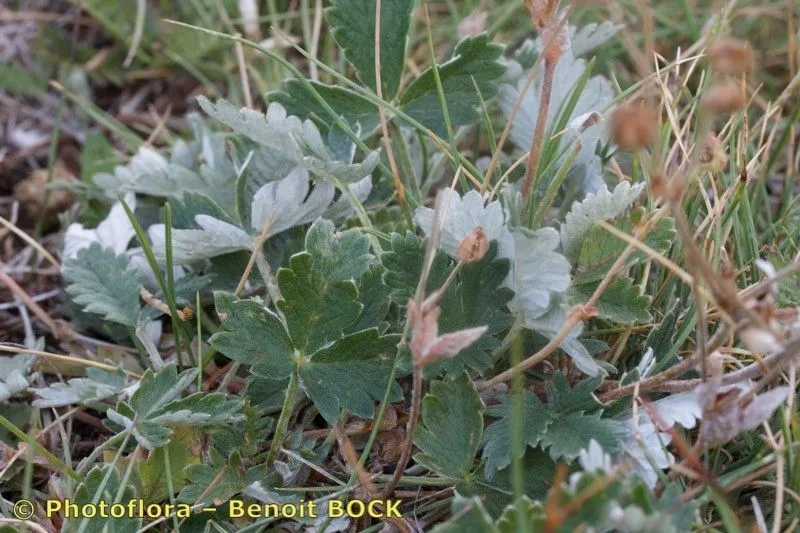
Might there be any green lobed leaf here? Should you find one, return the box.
[539,411,626,461]
[414,372,484,478]
[197,98,380,183]
[69,465,141,533]
[383,233,514,376]
[400,34,505,138]
[210,296,295,379]
[559,182,646,262]
[495,496,546,533]
[277,219,374,354]
[574,216,676,284]
[63,242,142,326]
[177,449,246,504]
[32,368,128,408]
[481,391,550,479]
[297,328,402,423]
[430,495,497,533]
[325,0,414,98]
[105,365,244,450]
[137,427,201,501]
[544,371,604,415]
[270,79,380,138]
[569,277,653,324]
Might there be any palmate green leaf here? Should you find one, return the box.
[559,181,646,261]
[208,297,295,378]
[540,411,626,461]
[326,0,414,98]
[150,167,372,263]
[278,219,374,354]
[414,372,484,478]
[574,216,676,284]
[481,374,622,478]
[32,368,128,408]
[544,371,603,414]
[401,34,505,138]
[569,277,652,324]
[212,404,275,457]
[69,465,141,533]
[177,449,272,505]
[270,80,380,138]
[62,242,142,326]
[138,427,201,501]
[106,364,244,450]
[298,329,402,423]
[383,231,450,305]
[348,264,391,332]
[382,233,514,376]
[211,220,402,423]
[456,451,554,518]
[197,98,380,183]
[495,496,546,533]
[481,391,550,478]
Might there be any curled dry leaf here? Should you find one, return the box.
[696,378,790,446]
[408,297,488,368]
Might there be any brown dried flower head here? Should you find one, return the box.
[457,226,489,264]
[609,103,658,151]
[703,81,747,114]
[708,38,754,76]
[697,132,728,173]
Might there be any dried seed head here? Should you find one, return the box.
[703,81,747,114]
[457,226,489,263]
[609,103,658,151]
[697,132,728,173]
[458,9,488,39]
[526,0,557,28]
[708,38,754,75]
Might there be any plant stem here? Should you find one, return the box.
[267,370,300,465]
[520,55,557,222]
[381,362,423,498]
